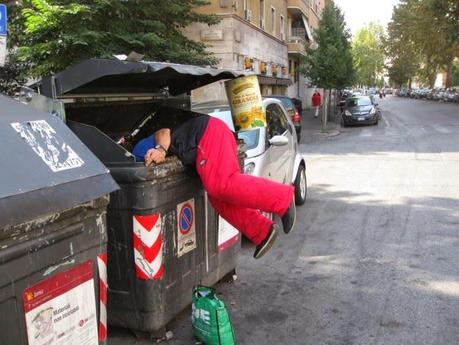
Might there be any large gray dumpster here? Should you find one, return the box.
[0,95,118,345]
[32,58,245,338]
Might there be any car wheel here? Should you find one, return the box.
[294,164,307,205]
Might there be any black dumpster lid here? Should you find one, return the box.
[0,95,119,228]
[37,58,249,98]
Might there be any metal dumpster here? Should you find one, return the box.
[31,58,246,338]
[0,95,118,345]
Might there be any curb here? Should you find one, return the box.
[316,129,341,138]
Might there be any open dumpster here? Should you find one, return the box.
[29,58,247,338]
[0,95,118,345]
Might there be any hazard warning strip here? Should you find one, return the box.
[133,214,164,280]
[97,253,108,344]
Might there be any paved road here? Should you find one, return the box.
[109,96,459,345]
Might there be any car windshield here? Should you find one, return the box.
[278,98,293,109]
[347,97,372,107]
[237,129,260,150]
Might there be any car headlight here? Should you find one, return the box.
[370,107,376,115]
[345,110,352,117]
[244,162,255,175]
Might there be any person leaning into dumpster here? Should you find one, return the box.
[132,114,296,259]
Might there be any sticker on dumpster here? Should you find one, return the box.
[177,199,196,257]
[133,213,164,280]
[218,216,239,251]
[11,120,84,172]
[23,260,98,345]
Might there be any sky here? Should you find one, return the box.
[333,0,400,35]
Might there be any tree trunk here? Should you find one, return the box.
[321,90,328,133]
[328,89,332,121]
[445,59,454,89]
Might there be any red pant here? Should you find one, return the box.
[196,117,294,245]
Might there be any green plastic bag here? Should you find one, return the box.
[192,285,236,345]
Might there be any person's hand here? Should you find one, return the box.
[145,148,166,167]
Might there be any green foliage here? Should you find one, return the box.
[386,0,459,88]
[0,62,27,96]
[453,61,459,87]
[11,0,220,78]
[385,2,421,87]
[352,22,385,87]
[301,0,354,90]
[0,3,26,96]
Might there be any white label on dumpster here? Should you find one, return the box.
[218,216,239,251]
[11,120,84,172]
[23,261,98,345]
[177,199,196,257]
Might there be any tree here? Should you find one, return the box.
[302,1,354,91]
[301,0,354,131]
[352,22,385,87]
[11,0,220,78]
[386,2,421,88]
[452,60,459,87]
[0,3,27,96]
[386,0,459,88]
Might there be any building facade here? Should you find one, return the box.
[185,0,325,107]
[286,0,324,108]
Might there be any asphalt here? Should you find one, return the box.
[109,96,459,345]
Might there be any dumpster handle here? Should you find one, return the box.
[205,192,209,273]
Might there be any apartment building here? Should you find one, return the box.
[185,0,324,106]
[287,0,324,107]
[185,0,291,102]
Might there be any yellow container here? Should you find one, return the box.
[225,75,266,131]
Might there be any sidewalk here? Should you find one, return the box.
[301,108,341,142]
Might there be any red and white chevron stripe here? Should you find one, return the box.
[97,253,108,344]
[133,213,164,280]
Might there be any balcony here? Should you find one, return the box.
[288,28,309,56]
[287,0,310,18]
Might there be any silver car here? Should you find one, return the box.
[192,98,307,205]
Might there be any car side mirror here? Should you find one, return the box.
[269,135,289,146]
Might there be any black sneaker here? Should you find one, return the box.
[282,197,296,234]
[253,224,279,259]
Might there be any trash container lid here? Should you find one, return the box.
[0,95,119,228]
[37,58,250,98]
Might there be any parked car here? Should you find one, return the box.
[398,88,408,97]
[263,95,302,142]
[444,89,457,102]
[291,97,303,115]
[341,95,381,127]
[434,89,445,101]
[192,98,307,205]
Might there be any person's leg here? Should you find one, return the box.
[196,118,294,217]
[209,196,273,245]
[314,105,319,117]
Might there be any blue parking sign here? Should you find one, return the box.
[0,4,7,36]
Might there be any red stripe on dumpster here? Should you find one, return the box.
[97,253,108,343]
[133,213,163,280]
[133,231,162,262]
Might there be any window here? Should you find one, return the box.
[266,104,288,138]
[280,15,284,40]
[259,0,265,28]
[271,7,275,36]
